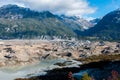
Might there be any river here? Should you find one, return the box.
[0,58,81,80]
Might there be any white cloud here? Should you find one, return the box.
[0,0,25,7]
[0,0,96,16]
[83,16,95,21]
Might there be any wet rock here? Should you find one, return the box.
[42,54,50,59]
[101,47,114,54]
[65,52,72,57]
[60,52,72,57]
[54,61,73,67]
[79,54,87,58]
[54,62,66,66]
[83,46,91,50]
[4,55,12,59]
[99,41,105,46]
[116,43,120,48]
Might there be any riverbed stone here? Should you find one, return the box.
[0,40,119,67]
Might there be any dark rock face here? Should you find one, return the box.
[4,55,12,59]
[83,46,91,50]
[59,52,73,57]
[83,9,120,40]
[101,47,114,54]
[65,52,72,57]
[116,43,120,48]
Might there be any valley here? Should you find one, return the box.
[0,3,120,80]
[0,40,120,80]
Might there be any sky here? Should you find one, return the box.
[0,0,120,19]
[87,0,120,19]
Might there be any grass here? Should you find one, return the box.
[76,54,120,64]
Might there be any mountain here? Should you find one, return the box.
[0,4,56,19]
[0,4,76,39]
[90,18,101,25]
[83,9,120,40]
[2,4,119,41]
[59,15,94,31]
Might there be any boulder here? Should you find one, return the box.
[60,52,72,57]
[101,47,114,54]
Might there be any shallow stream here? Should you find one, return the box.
[0,58,81,80]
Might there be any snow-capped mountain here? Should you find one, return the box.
[83,8,120,40]
[59,15,95,31]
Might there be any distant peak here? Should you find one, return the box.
[41,11,52,14]
[116,8,120,11]
[1,4,18,8]
[0,4,25,9]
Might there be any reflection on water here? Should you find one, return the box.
[0,59,66,80]
[73,61,120,80]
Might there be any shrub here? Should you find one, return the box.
[68,71,75,80]
[81,73,92,80]
[107,70,120,80]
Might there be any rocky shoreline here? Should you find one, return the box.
[0,40,120,80]
[0,40,120,67]
[15,60,120,80]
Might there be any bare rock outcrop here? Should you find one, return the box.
[0,40,119,67]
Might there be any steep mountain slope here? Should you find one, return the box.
[59,15,94,31]
[90,18,101,25]
[0,4,76,39]
[0,4,55,19]
[83,9,120,40]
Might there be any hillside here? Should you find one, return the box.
[0,4,76,39]
[59,15,94,31]
[1,4,120,40]
[83,9,120,40]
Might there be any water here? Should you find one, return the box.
[0,59,62,80]
[0,58,81,80]
[73,61,120,80]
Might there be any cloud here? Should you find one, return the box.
[83,16,95,21]
[0,0,96,16]
[0,0,25,7]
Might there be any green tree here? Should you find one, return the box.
[81,73,92,80]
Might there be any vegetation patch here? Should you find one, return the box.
[77,54,120,64]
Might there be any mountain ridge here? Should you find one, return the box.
[0,4,120,41]
[82,8,120,40]
[0,4,76,39]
